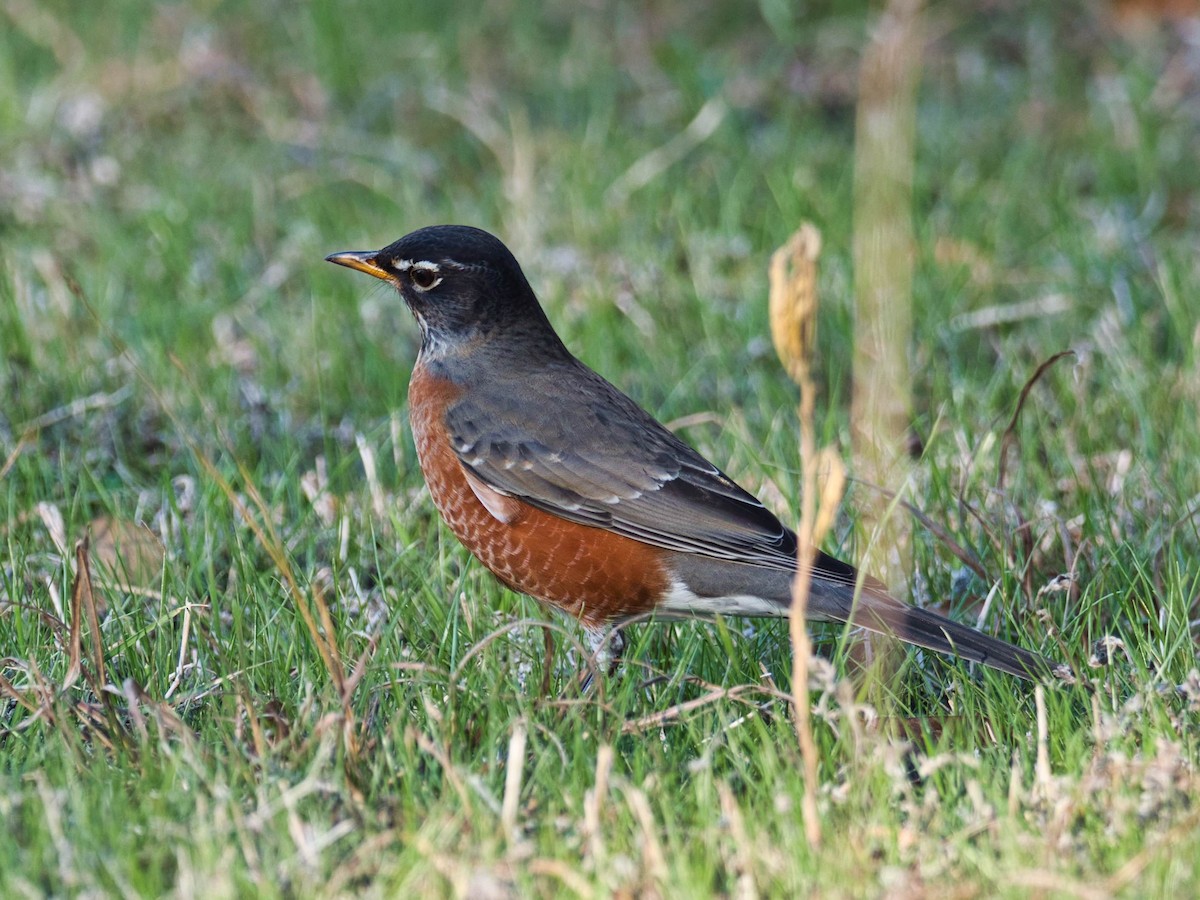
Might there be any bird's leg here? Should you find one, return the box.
[589,624,626,673]
[579,624,626,693]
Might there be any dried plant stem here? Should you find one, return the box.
[791,380,823,849]
[851,0,923,584]
[769,226,846,850]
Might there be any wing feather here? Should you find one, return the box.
[443,361,799,569]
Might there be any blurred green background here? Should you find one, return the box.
[7,0,1193,449]
[2,0,1198,895]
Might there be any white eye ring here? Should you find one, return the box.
[407,261,442,292]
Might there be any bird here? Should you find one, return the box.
[326,225,1058,682]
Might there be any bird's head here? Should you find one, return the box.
[326,225,563,359]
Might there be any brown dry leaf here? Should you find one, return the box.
[65,538,107,691]
[768,223,822,385]
[87,517,165,590]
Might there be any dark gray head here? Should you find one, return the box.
[326,225,567,359]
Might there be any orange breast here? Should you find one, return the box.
[407,363,669,627]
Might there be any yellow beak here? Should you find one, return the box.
[325,250,391,282]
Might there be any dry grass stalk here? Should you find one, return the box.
[619,781,668,885]
[851,0,923,591]
[500,722,528,843]
[848,0,925,695]
[583,744,613,866]
[769,223,846,850]
[717,780,759,900]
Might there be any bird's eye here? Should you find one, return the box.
[410,267,440,291]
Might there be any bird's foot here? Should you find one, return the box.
[579,625,626,693]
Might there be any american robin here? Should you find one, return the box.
[327,225,1057,681]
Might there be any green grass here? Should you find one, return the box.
[3,1,1199,895]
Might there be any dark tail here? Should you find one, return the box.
[841,588,1056,680]
[665,551,1063,680]
[806,553,1059,680]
